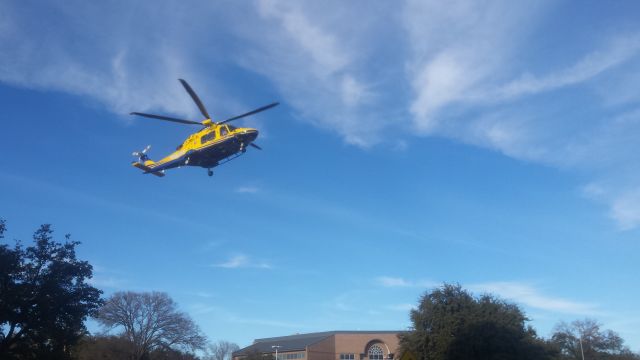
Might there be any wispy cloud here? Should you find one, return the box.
[404,0,546,132]
[0,172,209,232]
[233,0,400,146]
[401,0,640,228]
[377,277,600,316]
[189,302,302,328]
[3,1,640,228]
[87,264,129,290]
[88,275,128,289]
[376,276,438,288]
[210,254,272,269]
[470,282,601,316]
[386,303,416,312]
[227,316,302,329]
[583,183,640,230]
[494,35,640,101]
[235,186,260,194]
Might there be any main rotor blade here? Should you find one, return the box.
[178,79,211,120]
[130,112,202,126]
[218,102,279,124]
[249,143,262,150]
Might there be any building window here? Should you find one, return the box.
[277,353,305,360]
[368,345,383,360]
[340,354,355,360]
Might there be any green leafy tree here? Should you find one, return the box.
[551,319,640,360]
[398,283,556,360]
[0,220,103,359]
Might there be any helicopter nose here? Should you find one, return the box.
[243,129,258,142]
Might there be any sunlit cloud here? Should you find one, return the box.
[2,1,640,228]
[211,254,272,269]
[235,186,260,194]
[583,183,640,230]
[386,303,416,312]
[494,35,640,101]
[376,276,438,288]
[469,282,601,316]
[88,275,128,289]
[378,277,600,316]
[87,264,129,289]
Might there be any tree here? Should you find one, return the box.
[206,340,240,360]
[398,283,556,360]
[73,334,134,360]
[551,319,640,360]
[73,334,201,360]
[96,291,207,360]
[0,221,104,359]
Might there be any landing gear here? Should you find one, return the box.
[240,143,246,153]
[207,169,213,177]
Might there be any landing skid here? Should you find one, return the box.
[203,152,246,177]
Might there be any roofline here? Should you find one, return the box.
[254,330,403,343]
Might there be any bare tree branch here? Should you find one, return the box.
[96,291,206,360]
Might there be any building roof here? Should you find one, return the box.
[233,331,401,357]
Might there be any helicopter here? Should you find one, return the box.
[130,79,278,177]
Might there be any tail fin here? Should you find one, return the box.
[132,145,164,177]
[132,161,165,177]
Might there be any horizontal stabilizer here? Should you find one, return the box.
[132,162,165,177]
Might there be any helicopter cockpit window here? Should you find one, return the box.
[219,126,229,137]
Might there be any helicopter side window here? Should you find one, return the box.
[201,132,215,144]
[219,126,228,137]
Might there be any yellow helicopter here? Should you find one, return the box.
[130,79,278,177]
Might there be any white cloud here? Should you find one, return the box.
[0,2,234,120]
[377,276,412,287]
[88,275,127,289]
[404,0,544,131]
[87,264,129,289]
[256,0,349,76]
[495,35,640,100]
[386,303,416,312]
[401,0,640,228]
[211,254,272,269]
[376,276,437,288]
[233,0,398,146]
[469,281,600,316]
[583,183,640,230]
[235,186,260,194]
[379,276,600,316]
[3,1,640,228]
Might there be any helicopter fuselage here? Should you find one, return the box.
[130,78,276,177]
[135,124,258,175]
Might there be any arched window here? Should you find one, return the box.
[368,345,384,360]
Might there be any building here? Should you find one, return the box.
[232,331,403,360]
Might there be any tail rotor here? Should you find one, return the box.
[132,145,151,162]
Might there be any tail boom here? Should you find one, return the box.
[132,161,165,177]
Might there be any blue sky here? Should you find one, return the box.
[2,0,640,352]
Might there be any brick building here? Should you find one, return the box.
[233,331,402,360]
